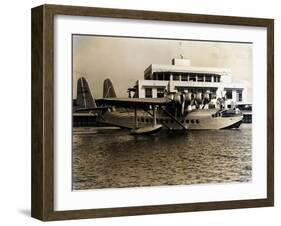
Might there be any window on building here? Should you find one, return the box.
[145,88,152,98]
[176,87,185,93]
[164,73,170,81]
[209,103,216,109]
[205,75,212,82]
[225,90,233,99]
[157,88,165,98]
[189,73,196,81]
[152,73,157,80]
[214,75,221,82]
[173,74,180,81]
[158,73,164,80]
[197,74,204,82]
[237,90,243,102]
[181,74,188,81]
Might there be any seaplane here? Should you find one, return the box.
[74,77,243,135]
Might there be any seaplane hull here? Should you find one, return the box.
[97,109,243,130]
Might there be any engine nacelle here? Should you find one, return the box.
[203,92,210,101]
[174,92,182,104]
[184,92,193,105]
[195,92,202,104]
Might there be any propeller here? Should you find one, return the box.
[181,93,186,115]
[202,91,210,109]
[166,91,212,116]
[195,92,202,105]
[217,90,226,109]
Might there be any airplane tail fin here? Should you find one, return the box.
[103,79,117,98]
[76,77,97,108]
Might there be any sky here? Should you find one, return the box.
[72,35,252,101]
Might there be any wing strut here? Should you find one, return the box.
[161,107,187,130]
[153,106,157,126]
[134,107,138,129]
[144,108,170,130]
[131,106,162,135]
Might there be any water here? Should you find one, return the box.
[72,124,252,190]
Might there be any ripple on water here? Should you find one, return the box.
[72,124,252,190]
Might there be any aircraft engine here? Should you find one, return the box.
[203,92,210,101]
[172,92,189,116]
[174,92,182,104]
[195,92,202,105]
[184,92,192,105]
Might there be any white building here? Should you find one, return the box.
[134,58,247,108]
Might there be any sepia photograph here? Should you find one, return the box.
[30,4,274,221]
[72,35,253,190]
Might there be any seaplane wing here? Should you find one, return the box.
[97,98,172,108]
[75,106,109,113]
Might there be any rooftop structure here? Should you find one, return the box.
[134,58,247,109]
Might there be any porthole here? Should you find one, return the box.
[191,120,194,124]
[186,119,189,123]
[196,119,199,124]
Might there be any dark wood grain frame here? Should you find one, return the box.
[31,4,274,221]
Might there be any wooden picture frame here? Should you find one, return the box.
[31,4,274,221]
